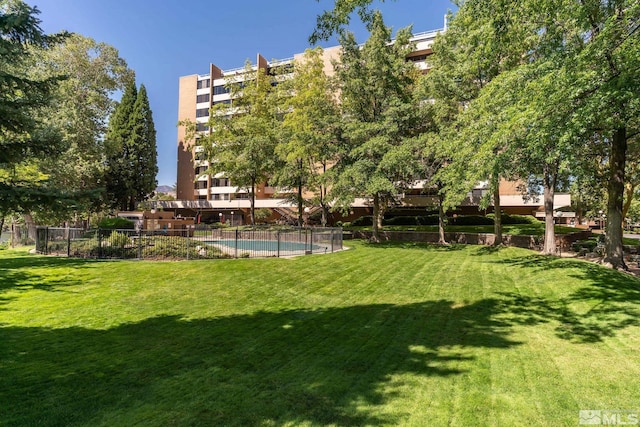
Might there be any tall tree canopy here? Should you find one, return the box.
[310,0,395,43]
[332,11,427,241]
[0,0,68,223]
[275,47,342,226]
[105,82,158,211]
[33,33,134,219]
[200,62,280,225]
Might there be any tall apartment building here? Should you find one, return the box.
[169,28,572,225]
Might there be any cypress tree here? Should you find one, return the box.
[105,82,157,211]
[105,80,137,211]
[128,84,157,211]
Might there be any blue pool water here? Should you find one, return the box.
[204,239,323,252]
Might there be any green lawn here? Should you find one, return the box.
[349,223,581,235]
[1,242,639,426]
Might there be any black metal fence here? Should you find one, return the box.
[2,225,34,247]
[35,226,343,260]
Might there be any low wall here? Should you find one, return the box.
[352,230,592,250]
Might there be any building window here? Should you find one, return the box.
[408,54,428,62]
[236,193,249,200]
[194,180,208,190]
[195,166,208,175]
[196,123,209,132]
[196,108,209,118]
[197,79,210,89]
[212,178,230,187]
[196,94,210,103]
[213,99,232,106]
[213,85,230,95]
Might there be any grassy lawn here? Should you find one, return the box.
[1,242,639,426]
[348,223,581,236]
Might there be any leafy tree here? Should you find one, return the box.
[332,12,425,241]
[33,34,134,218]
[570,0,640,268]
[310,0,395,43]
[275,47,342,226]
[0,0,68,230]
[465,0,639,264]
[105,82,158,211]
[201,62,279,225]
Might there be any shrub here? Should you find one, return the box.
[141,236,227,260]
[108,231,132,248]
[384,216,420,226]
[70,239,100,257]
[449,215,494,226]
[254,209,273,223]
[351,216,373,226]
[489,213,538,224]
[572,239,598,252]
[384,215,440,226]
[98,217,135,230]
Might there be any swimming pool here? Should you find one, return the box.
[204,239,323,252]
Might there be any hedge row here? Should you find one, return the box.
[349,214,539,227]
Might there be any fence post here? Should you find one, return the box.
[137,230,143,260]
[330,230,334,253]
[186,229,190,260]
[234,228,238,258]
[67,228,71,257]
[98,229,102,258]
[45,227,49,255]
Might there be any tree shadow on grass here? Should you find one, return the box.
[489,254,640,343]
[0,299,520,426]
[360,240,467,252]
[0,254,95,299]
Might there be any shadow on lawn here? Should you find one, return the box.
[0,254,94,305]
[1,299,519,426]
[488,253,640,343]
[360,240,467,252]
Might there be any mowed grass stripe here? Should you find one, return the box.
[1,242,640,426]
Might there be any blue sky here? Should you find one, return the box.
[27,0,455,186]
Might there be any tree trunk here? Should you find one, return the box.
[24,213,37,241]
[320,163,328,227]
[542,165,557,255]
[437,191,447,245]
[249,178,256,226]
[11,216,21,247]
[371,193,381,243]
[603,127,627,269]
[493,183,503,246]
[297,179,304,227]
[622,182,635,230]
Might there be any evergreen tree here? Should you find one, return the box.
[105,81,137,210]
[129,84,158,211]
[105,82,157,211]
[0,0,69,227]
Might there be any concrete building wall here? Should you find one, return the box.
[176,74,198,200]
